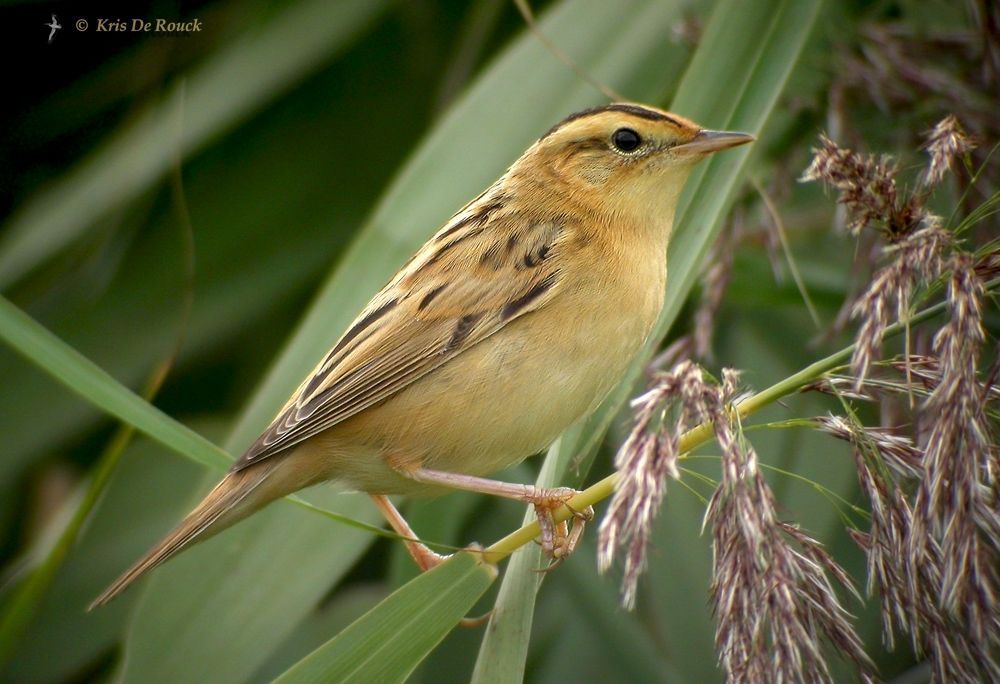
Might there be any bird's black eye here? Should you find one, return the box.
[612,128,642,152]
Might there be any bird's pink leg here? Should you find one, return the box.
[397,468,593,560]
[370,494,449,571]
[370,493,492,628]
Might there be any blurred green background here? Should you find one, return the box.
[1,0,992,681]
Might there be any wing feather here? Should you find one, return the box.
[233,203,570,470]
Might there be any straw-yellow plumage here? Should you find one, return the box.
[92,103,751,607]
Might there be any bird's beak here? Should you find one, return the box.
[673,129,755,156]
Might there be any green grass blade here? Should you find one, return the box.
[1,438,204,683]
[0,295,388,679]
[119,488,383,684]
[0,294,230,472]
[0,293,401,532]
[274,553,497,684]
[0,0,388,288]
[0,418,138,670]
[0,76,393,488]
[470,436,577,684]
[251,585,388,682]
[473,0,826,677]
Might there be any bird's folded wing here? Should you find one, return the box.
[233,211,568,470]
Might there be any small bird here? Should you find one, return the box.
[45,14,61,44]
[92,103,752,607]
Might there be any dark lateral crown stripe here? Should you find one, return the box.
[541,104,681,139]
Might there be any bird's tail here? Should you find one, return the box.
[90,461,280,609]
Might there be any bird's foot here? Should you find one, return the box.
[527,487,594,567]
[410,544,451,572]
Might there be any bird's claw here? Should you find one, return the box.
[528,488,593,567]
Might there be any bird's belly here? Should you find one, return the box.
[407,317,629,473]
[327,282,660,493]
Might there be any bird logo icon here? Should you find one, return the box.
[45,14,61,44]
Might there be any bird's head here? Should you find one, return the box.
[519,103,753,221]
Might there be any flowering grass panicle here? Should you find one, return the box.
[601,367,872,680]
[836,24,997,197]
[848,226,951,387]
[706,372,872,683]
[800,135,927,238]
[797,125,977,389]
[909,258,998,652]
[598,360,703,608]
[602,114,994,682]
[921,114,976,187]
[817,414,922,479]
[803,117,999,680]
[818,411,998,682]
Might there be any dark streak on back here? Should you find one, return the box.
[312,298,398,396]
[435,213,479,244]
[500,272,558,321]
[437,197,505,241]
[431,227,487,266]
[418,284,448,311]
[479,241,504,266]
[524,245,549,267]
[447,313,484,351]
[416,197,508,274]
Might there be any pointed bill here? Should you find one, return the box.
[674,129,755,156]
